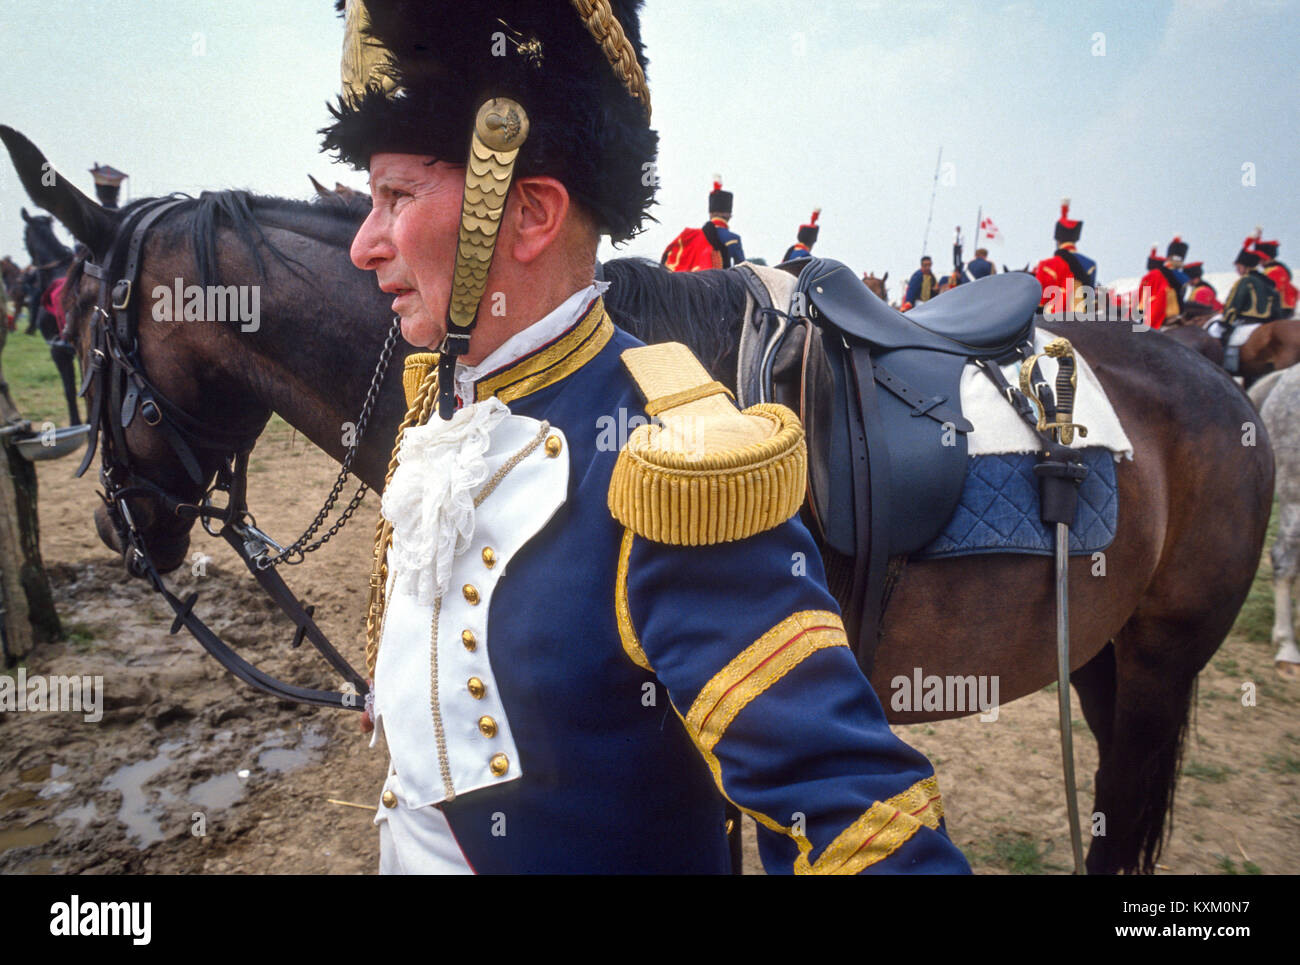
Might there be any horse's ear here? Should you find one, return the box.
[21,207,31,223]
[308,173,332,198]
[882,271,888,282]
[1,126,118,258]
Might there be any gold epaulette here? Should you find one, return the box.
[608,343,806,545]
[402,352,439,410]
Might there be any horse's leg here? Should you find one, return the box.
[1272,503,1300,674]
[1069,642,1116,761]
[1086,505,1260,874]
[1084,617,1206,875]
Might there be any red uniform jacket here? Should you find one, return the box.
[1138,267,1180,330]
[662,219,725,272]
[1263,261,1297,312]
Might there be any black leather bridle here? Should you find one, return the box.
[76,196,379,711]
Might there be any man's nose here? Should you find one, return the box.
[351,209,394,271]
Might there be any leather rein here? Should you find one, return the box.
[76,196,391,712]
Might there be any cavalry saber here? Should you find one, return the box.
[1020,338,1088,874]
[1052,347,1085,875]
[436,98,530,420]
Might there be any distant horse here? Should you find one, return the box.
[1,255,23,326]
[861,270,888,302]
[4,124,1274,874]
[20,208,80,424]
[1257,366,1300,676]
[1162,311,1300,386]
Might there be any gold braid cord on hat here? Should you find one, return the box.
[341,0,397,105]
[569,0,652,119]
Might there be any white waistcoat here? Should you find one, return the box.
[372,410,568,869]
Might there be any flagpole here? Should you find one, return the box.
[973,205,982,253]
[921,146,942,260]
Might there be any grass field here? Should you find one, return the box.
[2,311,69,427]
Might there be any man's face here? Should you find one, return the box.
[351,153,467,349]
[921,258,932,271]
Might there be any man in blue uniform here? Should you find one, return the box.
[1164,237,1189,287]
[326,0,968,875]
[902,255,939,310]
[782,208,820,263]
[966,247,996,281]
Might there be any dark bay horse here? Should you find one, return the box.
[4,128,1273,875]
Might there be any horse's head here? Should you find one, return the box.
[862,270,888,301]
[4,126,270,574]
[21,208,72,268]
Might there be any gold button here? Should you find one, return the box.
[725,818,735,835]
[467,677,486,699]
[481,547,496,568]
[463,584,480,605]
[461,629,477,652]
[545,435,562,457]
[489,753,509,776]
[478,715,498,738]
[381,790,397,809]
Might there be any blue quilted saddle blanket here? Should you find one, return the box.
[916,447,1118,559]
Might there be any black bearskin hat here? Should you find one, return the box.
[1166,236,1188,261]
[1054,197,1081,244]
[320,0,658,244]
[796,208,820,247]
[708,176,732,217]
[1183,262,1203,280]
[1146,247,1163,271]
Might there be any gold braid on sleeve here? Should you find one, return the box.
[569,0,652,119]
[364,366,440,679]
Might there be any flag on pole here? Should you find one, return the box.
[979,216,1003,244]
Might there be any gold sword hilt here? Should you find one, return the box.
[1019,337,1088,445]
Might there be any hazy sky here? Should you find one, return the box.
[1,0,1296,290]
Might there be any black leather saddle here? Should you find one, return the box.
[738,257,1040,673]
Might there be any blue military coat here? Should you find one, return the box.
[374,295,970,874]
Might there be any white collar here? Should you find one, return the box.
[455,280,610,405]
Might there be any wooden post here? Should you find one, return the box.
[0,323,62,665]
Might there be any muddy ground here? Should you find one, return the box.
[1,418,1296,875]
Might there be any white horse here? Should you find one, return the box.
[1254,368,1300,675]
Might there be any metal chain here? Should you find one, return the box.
[256,315,403,568]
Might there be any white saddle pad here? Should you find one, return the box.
[960,328,1134,460]
[1206,319,1258,348]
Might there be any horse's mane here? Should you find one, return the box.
[97,190,371,288]
[600,257,749,373]
[62,191,746,374]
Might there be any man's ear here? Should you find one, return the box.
[508,177,570,265]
